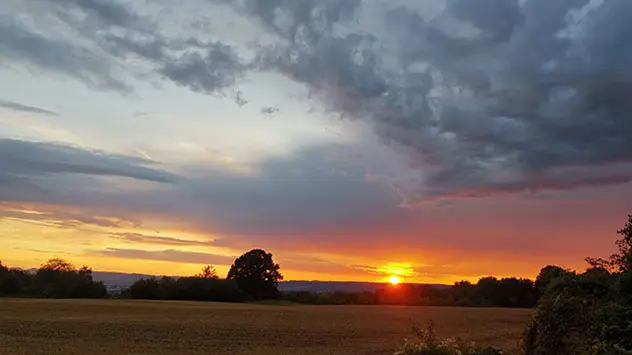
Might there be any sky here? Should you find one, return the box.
[1,0,631,284]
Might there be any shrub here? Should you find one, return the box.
[394,321,502,355]
[523,215,632,355]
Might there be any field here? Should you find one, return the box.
[0,299,531,355]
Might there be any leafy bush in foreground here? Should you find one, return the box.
[524,215,632,355]
[394,321,502,355]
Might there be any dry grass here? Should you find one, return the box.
[0,299,531,355]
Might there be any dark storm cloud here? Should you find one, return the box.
[224,0,632,201]
[0,139,179,201]
[449,0,524,41]
[0,99,58,116]
[4,0,631,202]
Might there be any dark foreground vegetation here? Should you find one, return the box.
[522,215,632,355]
[2,214,631,354]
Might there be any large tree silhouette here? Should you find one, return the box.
[227,249,283,300]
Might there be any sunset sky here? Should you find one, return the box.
[1,0,630,284]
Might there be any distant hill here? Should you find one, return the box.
[92,271,156,290]
[88,271,449,293]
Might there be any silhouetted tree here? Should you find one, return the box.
[34,258,106,298]
[534,265,570,296]
[227,249,283,300]
[586,214,632,273]
[445,281,474,306]
[41,258,75,272]
[0,260,8,294]
[128,278,162,299]
[195,265,219,279]
[476,277,499,306]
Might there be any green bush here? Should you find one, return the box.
[524,215,632,355]
[394,321,502,355]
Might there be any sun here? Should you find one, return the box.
[388,275,401,285]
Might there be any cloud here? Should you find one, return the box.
[0,203,138,229]
[0,139,179,203]
[160,42,247,95]
[45,0,142,29]
[0,15,131,92]
[98,248,235,265]
[260,105,280,117]
[111,232,216,247]
[2,0,247,95]
[0,139,178,182]
[5,0,632,203]
[224,0,632,201]
[0,141,400,240]
[0,99,58,116]
[165,144,400,235]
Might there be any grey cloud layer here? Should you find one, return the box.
[87,144,399,237]
[228,0,632,200]
[1,140,398,239]
[2,0,631,201]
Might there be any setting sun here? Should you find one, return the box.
[388,275,401,285]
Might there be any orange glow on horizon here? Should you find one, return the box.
[1,200,612,284]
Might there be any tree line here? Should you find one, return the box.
[281,276,537,307]
[1,251,536,307]
[0,258,107,298]
[1,248,537,307]
[122,249,282,302]
[0,249,284,303]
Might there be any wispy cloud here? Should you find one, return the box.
[0,202,139,229]
[111,232,216,247]
[97,248,235,265]
[0,138,179,187]
[0,99,58,116]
